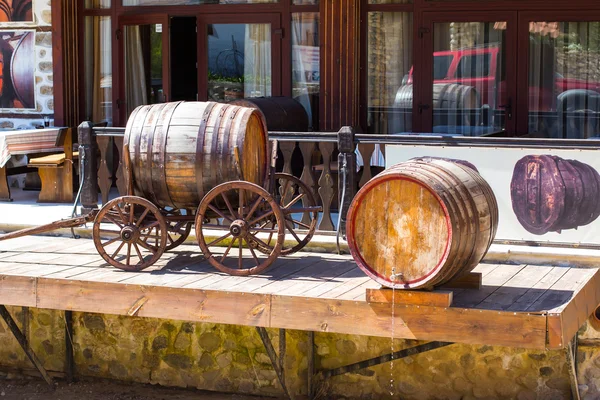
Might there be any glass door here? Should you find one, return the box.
[418,12,518,136]
[198,14,282,102]
[117,15,169,126]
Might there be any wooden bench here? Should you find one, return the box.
[26,128,75,203]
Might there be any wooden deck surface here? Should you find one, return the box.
[0,235,599,350]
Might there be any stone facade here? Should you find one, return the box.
[1,305,598,399]
[0,0,53,130]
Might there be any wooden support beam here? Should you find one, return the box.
[65,310,75,383]
[366,288,453,307]
[255,327,291,400]
[0,305,53,386]
[440,272,483,290]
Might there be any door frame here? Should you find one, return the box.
[116,14,170,126]
[196,13,283,102]
[417,11,519,135]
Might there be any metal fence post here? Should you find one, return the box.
[337,126,356,237]
[77,121,98,213]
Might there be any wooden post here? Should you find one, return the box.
[78,121,98,213]
[337,126,356,237]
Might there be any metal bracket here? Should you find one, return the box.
[255,327,291,400]
[308,333,452,399]
[0,305,54,386]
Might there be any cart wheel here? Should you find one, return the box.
[162,209,193,251]
[256,173,319,256]
[196,181,285,276]
[93,196,167,271]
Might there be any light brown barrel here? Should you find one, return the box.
[124,101,269,210]
[347,158,498,289]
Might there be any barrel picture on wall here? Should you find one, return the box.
[0,0,33,23]
[510,155,600,235]
[0,30,34,109]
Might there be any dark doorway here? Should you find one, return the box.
[170,17,197,102]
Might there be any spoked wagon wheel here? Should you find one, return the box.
[196,181,285,276]
[93,196,168,271]
[161,208,194,251]
[256,173,319,256]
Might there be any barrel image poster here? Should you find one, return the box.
[0,30,35,109]
[386,144,600,246]
[0,0,33,23]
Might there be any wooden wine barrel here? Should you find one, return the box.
[232,96,309,132]
[411,156,479,173]
[510,155,600,235]
[394,83,480,110]
[10,31,34,108]
[347,158,498,289]
[124,101,269,210]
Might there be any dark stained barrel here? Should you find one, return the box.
[232,96,309,132]
[10,31,34,108]
[124,101,269,210]
[12,0,32,21]
[347,158,498,290]
[510,155,600,235]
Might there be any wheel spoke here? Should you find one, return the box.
[207,231,232,247]
[285,220,303,244]
[126,243,131,266]
[135,208,151,227]
[244,238,261,267]
[102,236,121,247]
[114,204,128,225]
[110,241,125,258]
[133,243,144,263]
[289,218,312,230]
[103,214,124,229]
[140,220,160,232]
[279,178,292,206]
[208,204,234,223]
[245,196,263,222]
[98,229,120,237]
[139,232,162,240]
[129,203,135,224]
[137,239,158,254]
[284,193,305,210]
[246,232,274,251]
[221,192,237,220]
[248,209,275,227]
[219,238,236,263]
[239,189,245,218]
[283,206,321,214]
[238,237,243,269]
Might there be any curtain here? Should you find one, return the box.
[292,12,319,130]
[244,24,271,98]
[367,12,413,134]
[85,16,112,125]
[125,26,148,118]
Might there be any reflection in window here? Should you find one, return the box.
[84,16,112,125]
[123,0,276,5]
[367,12,413,134]
[292,12,319,130]
[207,24,271,102]
[85,0,110,8]
[529,22,600,139]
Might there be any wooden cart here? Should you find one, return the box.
[0,101,322,276]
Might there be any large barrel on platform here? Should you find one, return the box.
[347,158,498,289]
[510,155,600,235]
[232,96,309,132]
[124,101,269,209]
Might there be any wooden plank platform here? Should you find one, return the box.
[0,236,599,350]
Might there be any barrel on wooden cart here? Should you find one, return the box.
[510,155,600,235]
[347,158,498,289]
[124,101,269,210]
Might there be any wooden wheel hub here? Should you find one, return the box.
[229,219,248,238]
[120,225,140,243]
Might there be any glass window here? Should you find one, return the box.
[368,0,412,4]
[207,24,272,101]
[123,23,164,118]
[85,0,110,8]
[292,12,319,130]
[123,0,277,5]
[84,16,112,125]
[456,54,491,78]
[529,21,600,139]
[431,22,505,136]
[293,0,318,4]
[433,55,453,80]
[367,11,413,134]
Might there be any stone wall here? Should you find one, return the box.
[1,305,598,399]
[0,0,53,131]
